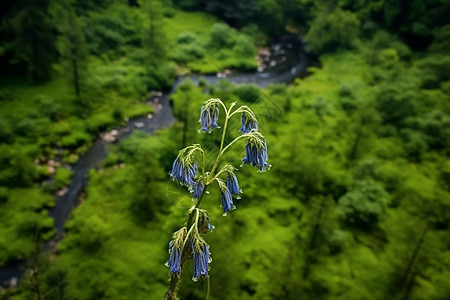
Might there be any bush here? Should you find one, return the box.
[60,130,91,148]
[233,84,261,103]
[0,118,14,143]
[338,179,388,227]
[210,23,236,48]
[233,35,256,57]
[0,145,37,187]
[241,24,267,47]
[72,214,111,252]
[305,8,360,55]
[171,44,206,64]
[38,95,60,121]
[54,167,74,189]
[176,32,198,44]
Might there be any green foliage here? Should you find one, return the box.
[170,23,258,73]
[58,4,89,97]
[0,145,37,187]
[338,180,388,227]
[0,188,54,264]
[305,8,360,55]
[144,0,168,68]
[232,84,261,103]
[1,2,450,300]
[54,167,74,189]
[11,0,56,81]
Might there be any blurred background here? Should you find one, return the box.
[0,0,449,299]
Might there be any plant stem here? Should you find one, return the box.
[210,108,230,175]
[205,277,210,300]
[166,102,236,299]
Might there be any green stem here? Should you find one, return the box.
[205,277,210,300]
[210,110,229,175]
[166,101,240,299]
[220,134,248,158]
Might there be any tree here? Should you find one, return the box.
[338,179,388,228]
[170,78,204,148]
[144,0,167,69]
[59,4,88,97]
[305,8,360,55]
[12,0,56,81]
[129,144,167,224]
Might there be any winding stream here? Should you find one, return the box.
[0,35,309,287]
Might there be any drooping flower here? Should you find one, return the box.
[199,105,219,133]
[192,180,204,199]
[226,172,242,197]
[242,132,271,172]
[165,227,187,275]
[219,183,235,214]
[191,237,211,281]
[240,111,258,134]
[169,158,198,187]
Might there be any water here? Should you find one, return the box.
[0,35,308,287]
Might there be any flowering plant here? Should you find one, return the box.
[164,98,270,299]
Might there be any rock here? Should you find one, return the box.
[134,122,145,128]
[154,98,159,103]
[119,163,125,168]
[147,114,153,119]
[34,158,40,165]
[48,160,56,167]
[258,48,270,56]
[9,277,17,288]
[47,166,55,175]
[57,187,68,197]
[110,129,119,136]
[153,104,163,113]
[101,132,116,143]
[124,117,129,122]
[224,69,231,75]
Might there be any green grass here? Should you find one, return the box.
[164,10,218,42]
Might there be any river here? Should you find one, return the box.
[0,34,309,287]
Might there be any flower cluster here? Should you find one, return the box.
[226,172,242,198]
[192,180,203,199]
[240,109,258,134]
[169,158,198,187]
[166,227,187,275]
[166,212,213,281]
[169,146,202,190]
[199,100,220,133]
[242,131,271,172]
[192,237,211,281]
[165,99,271,298]
[218,179,235,215]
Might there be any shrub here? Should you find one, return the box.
[233,84,261,103]
[54,167,74,189]
[176,32,198,44]
[210,23,236,48]
[305,8,360,55]
[233,35,256,57]
[338,179,388,227]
